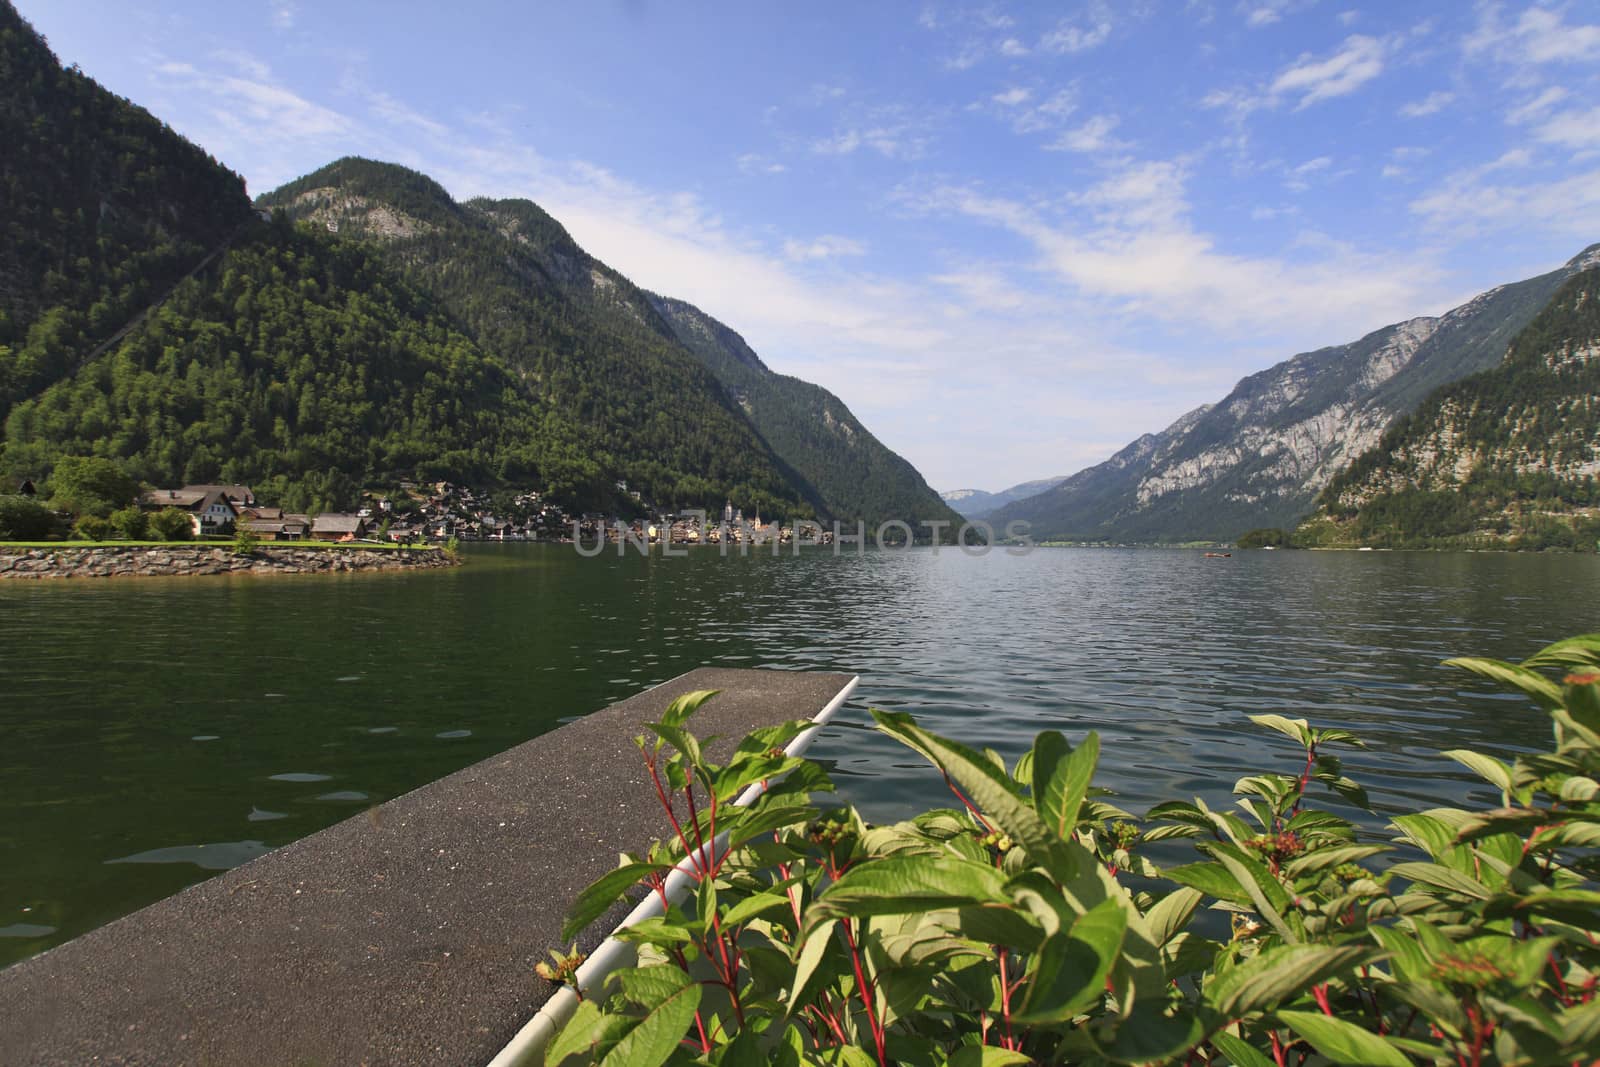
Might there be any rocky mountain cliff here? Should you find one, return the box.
[992,245,1600,542]
[941,476,1068,519]
[1297,268,1600,550]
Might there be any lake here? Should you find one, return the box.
[1,543,1593,966]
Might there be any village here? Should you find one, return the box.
[85,478,838,548]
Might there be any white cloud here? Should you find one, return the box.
[1040,4,1114,53]
[998,37,1030,56]
[783,235,867,261]
[1245,8,1282,28]
[1269,35,1385,108]
[1536,106,1600,151]
[1411,152,1600,238]
[917,159,1439,339]
[1467,4,1600,66]
[736,153,787,175]
[1399,90,1454,118]
[269,2,296,30]
[992,87,1032,107]
[1047,114,1125,153]
[1008,88,1078,134]
[1506,86,1569,124]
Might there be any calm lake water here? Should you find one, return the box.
[1,544,1594,966]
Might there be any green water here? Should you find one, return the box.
[1,544,1595,966]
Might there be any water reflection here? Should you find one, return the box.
[0,544,1594,966]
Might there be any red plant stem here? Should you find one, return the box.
[997,948,1017,1051]
[1312,983,1333,1017]
[841,919,888,1066]
[943,771,996,833]
[644,754,704,876]
[683,781,711,874]
[1269,1029,1287,1067]
[1291,743,1317,818]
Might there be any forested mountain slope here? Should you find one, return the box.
[646,293,964,530]
[1298,268,1600,550]
[0,0,253,417]
[259,157,958,526]
[992,245,1600,542]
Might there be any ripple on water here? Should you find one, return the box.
[269,772,331,783]
[315,791,369,802]
[247,807,288,821]
[435,729,472,739]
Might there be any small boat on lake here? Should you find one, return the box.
[1203,551,1231,558]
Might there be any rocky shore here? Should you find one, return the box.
[0,545,458,580]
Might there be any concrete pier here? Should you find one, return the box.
[0,667,858,1066]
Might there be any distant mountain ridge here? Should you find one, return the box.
[1297,267,1600,550]
[992,244,1600,543]
[941,476,1069,518]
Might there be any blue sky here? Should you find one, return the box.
[19,1,1600,492]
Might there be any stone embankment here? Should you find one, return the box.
[0,545,457,579]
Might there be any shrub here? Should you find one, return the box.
[0,495,62,540]
[73,515,111,541]
[107,505,149,540]
[147,508,193,542]
[232,529,259,556]
[551,636,1600,1066]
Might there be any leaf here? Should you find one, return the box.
[787,918,837,1015]
[1249,713,1311,747]
[545,999,638,1067]
[1207,842,1299,942]
[1521,633,1600,671]
[805,854,1007,934]
[661,688,719,727]
[1014,898,1127,1023]
[562,861,675,941]
[1443,656,1562,711]
[599,966,703,1067]
[1283,844,1389,878]
[872,710,1085,884]
[1166,861,1253,908]
[947,1046,1034,1067]
[1388,861,1491,900]
[1277,1009,1411,1066]
[1204,943,1378,1016]
[1208,1031,1277,1067]
[721,887,796,928]
[1441,749,1514,795]
[1143,886,1204,947]
[1033,730,1099,838]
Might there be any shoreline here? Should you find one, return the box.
[0,543,458,580]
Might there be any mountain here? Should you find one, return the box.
[0,0,253,418]
[941,476,1069,519]
[992,245,1600,543]
[1296,268,1600,551]
[646,293,964,530]
[0,5,952,525]
[257,157,958,529]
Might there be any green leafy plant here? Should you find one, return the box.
[552,637,1600,1066]
[147,508,192,542]
[232,528,259,556]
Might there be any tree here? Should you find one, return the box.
[147,508,192,541]
[45,456,139,518]
[0,495,61,539]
